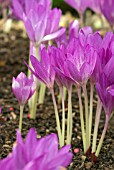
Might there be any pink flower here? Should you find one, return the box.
[64,0,90,14]
[12,72,36,105]
[0,128,73,170]
[11,0,66,44]
[26,47,55,89]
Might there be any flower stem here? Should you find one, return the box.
[58,87,67,104]
[19,105,24,133]
[92,98,102,153]
[67,85,72,144]
[60,87,65,146]
[95,115,109,157]
[63,87,67,101]
[89,82,94,144]
[38,82,46,104]
[77,87,86,153]
[69,86,73,144]
[29,45,39,119]
[28,41,32,77]
[50,88,62,147]
[82,83,89,151]
[30,86,38,119]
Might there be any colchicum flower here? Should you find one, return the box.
[64,0,89,15]
[0,128,73,170]
[66,41,97,85]
[53,47,75,89]
[24,8,65,44]
[67,39,97,151]
[90,42,114,159]
[26,48,55,90]
[100,0,114,28]
[12,72,36,132]
[12,72,36,105]
[95,71,114,157]
[11,0,65,44]
[64,0,90,26]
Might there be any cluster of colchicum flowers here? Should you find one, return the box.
[1,0,114,168]
[10,0,66,119]
[0,128,73,169]
[24,20,114,161]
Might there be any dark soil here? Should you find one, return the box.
[0,29,114,170]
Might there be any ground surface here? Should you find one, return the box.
[0,29,114,170]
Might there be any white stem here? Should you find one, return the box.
[27,41,32,77]
[30,86,38,119]
[50,88,62,147]
[29,45,40,119]
[82,83,89,151]
[89,82,94,144]
[67,85,72,144]
[95,115,109,157]
[19,105,24,133]
[77,87,86,153]
[92,98,102,153]
[69,86,73,144]
[60,87,65,146]
[58,87,67,104]
[38,82,46,104]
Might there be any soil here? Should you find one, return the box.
[0,29,114,170]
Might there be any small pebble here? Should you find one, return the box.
[10,112,16,120]
[9,107,14,111]
[74,148,80,153]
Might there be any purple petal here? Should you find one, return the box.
[30,55,49,85]
[42,28,66,42]
[21,86,31,104]
[66,59,82,83]
[69,20,79,39]
[24,60,45,84]
[47,144,73,168]
[45,8,62,35]
[107,85,114,96]
[35,21,46,43]
[16,129,23,145]
[12,0,25,20]
[24,19,35,42]
[25,128,38,161]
